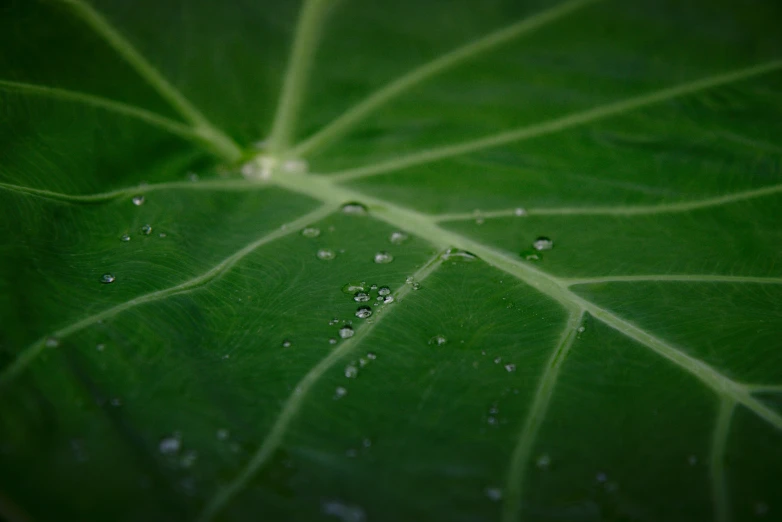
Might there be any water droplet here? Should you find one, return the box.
[329,318,340,326]
[180,449,198,468]
[329,338,337,345]
[216,429,230,441]
[493,356,502,364]
[131,195,145,206]
[322,500,365,522]
[141,224,153,235]
[187,172,199,182]
[514,207,527,217]
[301,227,321,238]
[339,326,355,339]
[344,365,358,378]
[109,397,122,407]
[362,438,372,448]
[317,249,336,260]
[342,282,366,295]
[389,231,408,244]
[45,336,60,348]
[383,295,395,304]
[378,286,391,296]
[355,306,372,319]
[443,248,477,261]
[159,436,181,455]
[754,502,769,516]
[536,454,551,470]
[367,352,377,360]
[282,339,292,348]
[504,363,516,372]
[100,273,116,284]
[96,343,105,352]
[405,276,421,290]
[159,233,166,238]
[485,487,503,501]
[334,386,347,399]
[120,234,131,242]
[428,335,447,346]
[353,292,370,303]
[341,202,368,215]
[687,455,698,466]
[596,472,608,483]
[373,251,394,264]
[282,158,308,174]
[520,249,541,261]
[577,326,586,333]
[473,210,484,225]
[533,236,553,251]
[241,157,276,180]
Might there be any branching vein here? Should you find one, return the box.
[290,0,603,158]
[0,204,336,388]
[196,251,446,522]
[502,311,584,522]
[566,275,782,286]
[433,183,782,221]
[329,60,782,182]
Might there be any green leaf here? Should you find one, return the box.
[1,0,781,521]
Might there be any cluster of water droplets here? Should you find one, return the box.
[520,235,554,261]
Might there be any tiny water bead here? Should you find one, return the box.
[344,365,358,378]
[342,282,366,295]
[120,234,131,242]
[301,227,321,238]
[339,325,355,339]
[373,251,394,264]
[533,236,553,251]
[187,172,199,182]
[389,231,408,244]
[504,363,516,372]
[141,224,153,235]
[159,436,181,455]
[355,306,372,319]
[317,249,336,260]
[536,454,551,470]
[514,207,527,217]
[216,429,230,441]
[45,337,60,348]
[341,202,368,215]
[131,195,145,206]
[485,487,503,501]
[382,295,395,303]
[282,339,292,348]
[353,292,370,303]
[405,276,421,290]
[367,352,377,360]
[100,273,116,284]
[378,286,391,296]
[329,338,337,345]
[334,386,348,399]
[443,248,477,261]
[428,335,447,346]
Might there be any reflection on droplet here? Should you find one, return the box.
[282,339,292,348]
[383,295,395,304]
[344,365,358,378]
[378,286,391,296]
[141,224,153,235]
[334,386,347,399]
[355,306,372,319]
[373,251,394,264]
[159,436,181,455]
[367,352,377,360]
[339,326,355,339]
[405,276,421,290]
[536,454,551,470]
[443,248,477,261]
[485,487,502,501]
[317,249,336,260]
[132,195,145,206]
[353,292,370,302]
[577,326,586,333]
[329,318,340,326]
[389,231,408,245]
[341,202,368,215]
[494,357,502,364]
[100,273,116,284]
[533,236,553,251]
[504,363,516,372]
[428,335,447,346]
[120,234,131,242]
[301,227,321,238]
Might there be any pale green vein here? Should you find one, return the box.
[266,0,333,154]
[270,171,782,433]
[329,59,782,182]
[290,0,603,158]
[0,179,267,204]
[57,0,241,160]
[433,183,782,221]
[502,311,584,522]
[566,275,782,286]
[711,399,735,522]
[197,251,446,522]
[748,384,782,394]
[0,80,201,142]
[0,204,336,388]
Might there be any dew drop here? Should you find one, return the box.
[485,487,503,501]
[687,455,698,466]
[504,363,516,372]
[362,438,372,448]
[596,472,608,483]
[120,234,131,242]
[389,231,408,244]
[216,429,230,441]
[344,365,358,378]
[577,326,586,333]
[341,202,368,215]
[334,386,347,399]
[473,210,485,225]
[339,326,355,339]
[141,224,153,235]
[159,436,181,455]
[428,335,447,346]
[378,286,391,296]
[131,195,145,206]
[322,500,365,522]
[329,338,337,345]
[317,249,336,260]
[159,233,167,238]
[373,251,394,264]
[514,207,527,217]
[45,337,60,348]
[353,292,370,303]
[366,352,377,360]
[187,172,199,182]
[96,343,105,352]
[355,306,372,319]
[100,273,116,284]
[383,295,395,304]
[536,454,551,470]
[342,282,366,295]
[494,356,502,364]
[282,339,292,348]
[533,236,553,251]
[180,449,198,468]
[405,276,421,290]
[301,227,321,238]
[329,318,340,326]
[443,248,477,261]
